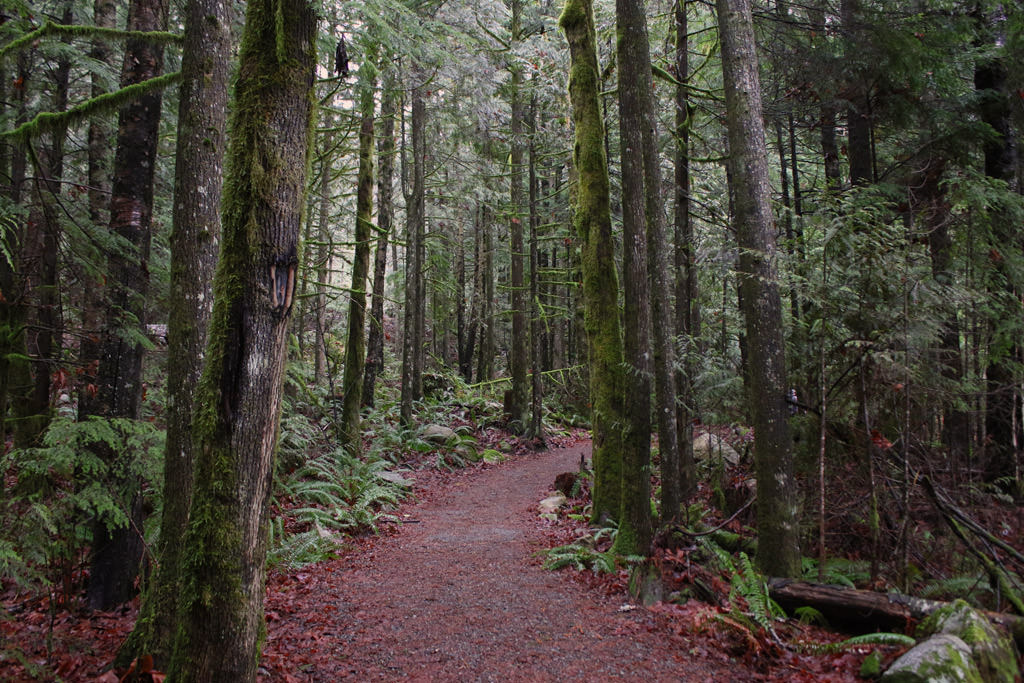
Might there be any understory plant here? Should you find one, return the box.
[0,416,164,598]
[269,445,407,569]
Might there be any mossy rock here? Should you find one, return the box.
[881,634,982,683]
[628,561,664,607]
[860,650,884,679]
[918,600,1020,682]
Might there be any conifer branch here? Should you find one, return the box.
[0,20,182,60]
[1,71,182,142]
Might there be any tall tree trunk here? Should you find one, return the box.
[506,0,529,432]
[916,157,970,469]
[339,56,376,453]
[717,0,800,576]
[841,0,872,186]
[167,0,316,676]
[807,5,841,191]
[0,53,30,450]
[528,90,544,441]
[312,126,334,386]
[459,203,483,382]
[20,4,73,446]
[400,85,426,425]
[79,0,118,420]
[21,2,73,446]
[363,82,396,408]
[976,42,1019,485]
[630,0,680,525]
[675,0,698,501]
[612,0,655,555]
[123,0,231,660]
[560,0,626,525]
[477,203,495,383]
[86,0,168,610]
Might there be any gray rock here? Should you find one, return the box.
[692,432,741,466]
[376,470,414,488]
[881,634,982,683]
[422,424,457,444]
[918,599,1020,682]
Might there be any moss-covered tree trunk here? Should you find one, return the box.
[0,52,30,452]
[78,0,118,421]
[122,0,232,663]
[612,0,655,556]
[86,0,168,610]
[400,84,426,426]
[840,0,873,186]
[167,0,316,676]
[477,202,496,383]
[674,0,698,501]
[717,0,800,577]
[528,90,544,441]
[560,0,626,526]
[506,0,529,433]
[363,80,396,409]
[20,4,72,447]
[339,54,377,453]
[975,40,1020,486]
[627,0,680,525]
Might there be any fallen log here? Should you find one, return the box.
[767,578,1024,647]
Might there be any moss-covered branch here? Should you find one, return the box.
[0,20,181,60]
[1,71,182,142]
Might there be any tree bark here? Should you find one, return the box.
[674,0,698,501]
[400,85,426,426]
[716,0,800,577]
[167,0,316,676]
[477,203,495,383]
[841,0,872,186]
[20,3,72,446]
[528,90,544,441]
[86,0,168,610]
[363,81,396,408]
[79,0,118,421]
[339,55,377,453]
[123,0,231,660]
[613,0,655,556]
[506,0,529,433]
[632,0,680,525]
[975,39,1019,485]
[559,0,626,525]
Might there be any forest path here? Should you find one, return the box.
[259,438,743,681]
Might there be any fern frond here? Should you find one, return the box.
[797,632,916,654]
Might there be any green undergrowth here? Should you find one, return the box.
[0,415,164,597]
[269,444,406,569]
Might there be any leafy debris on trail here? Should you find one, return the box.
[3,430,898,681]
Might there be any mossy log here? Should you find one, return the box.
[767,578,1024,648]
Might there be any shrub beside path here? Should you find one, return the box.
[260,438,752,681]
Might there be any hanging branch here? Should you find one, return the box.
[0,20,181,60]
[921,476,1024,616]
[2,71,182,142]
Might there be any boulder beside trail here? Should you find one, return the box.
[422,424,457,444]
[881,600,1020,683]
[692,432,741,466]
[881,634,981,683]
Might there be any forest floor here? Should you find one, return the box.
[3,431,878,682]
[260,435,753,681]
[256,432,869,682]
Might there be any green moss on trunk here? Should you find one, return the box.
[167,0,316,677]
[339,53,377,454]
[560,0,626,525]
